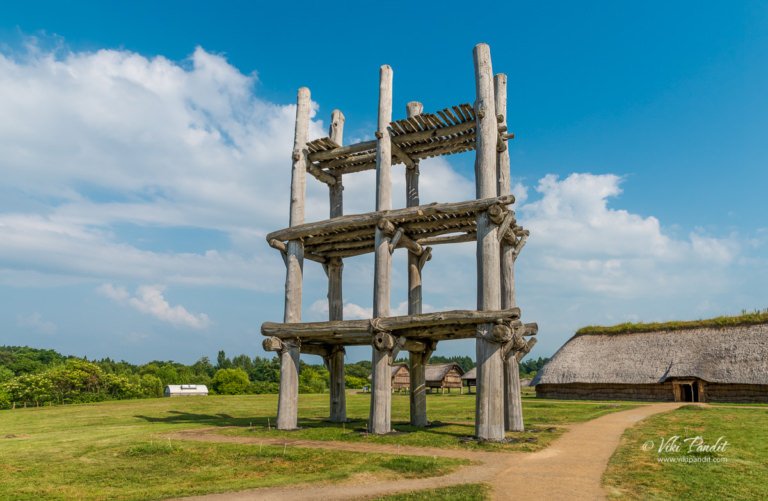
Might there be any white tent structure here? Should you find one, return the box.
[163,384,209,397]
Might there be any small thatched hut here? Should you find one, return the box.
[534,320,768,403]
[461,367,477,393]
[391,364,410,391]
[426,363,464,393]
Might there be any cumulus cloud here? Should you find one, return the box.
[16,312,58,335]
[98,283,211,329]
[0,44,323,287]
[517,173,738,297]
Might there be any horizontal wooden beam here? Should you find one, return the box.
[261,309,521,339]
[267,196,514,243]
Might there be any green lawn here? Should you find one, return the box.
[372,483,489,500]
[0,395,465,500]
[223,392,638,452]
[604,405,768,500]
[0,392,638,500]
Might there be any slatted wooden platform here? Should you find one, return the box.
[304,103,511,178]
[267,195,527,260]
[262,309,524,347]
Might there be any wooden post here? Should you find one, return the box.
[329,110,345,220]
[473,44,505,441]
[405,101,430,428]
[504,352,524,431]
[277,87,311,430]
[495,73,524,432]
[327,109,346,422]
[370,65,394,435]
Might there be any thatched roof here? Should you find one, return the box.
[425,363,463,382]
[534,323,768,386]
[391,364,408,377]
[461,367,476,380]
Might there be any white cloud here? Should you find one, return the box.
[517,173,738,298]
[16,312,58,335]
[0,44,322,288]
[98,283,211,329]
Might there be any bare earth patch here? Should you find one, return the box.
[167,403,682,500]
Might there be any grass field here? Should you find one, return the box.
[604,404,768,500]
[0,392,636,500]
[222,392,637,452]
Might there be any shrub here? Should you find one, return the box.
[211,368,250,395]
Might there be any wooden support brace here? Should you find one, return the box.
[513,234,528,258]
[496,211,516,242]
[389,228,404,253]
[516,338,537,362]
[308,163,338,185]
[379,219,426,256]
[417,246,432,270]
[262,336,284,352]
[269,238,326,265]
[487,204,506,225]
[391,336,427,361]
[391,141,415,168]
[301,344,332,358]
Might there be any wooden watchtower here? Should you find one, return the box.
[261,44,537,441]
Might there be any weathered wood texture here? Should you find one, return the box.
[277,87,311,430]
[370,65,394,435]
[267,196,518,261]
[263,309,520,337]
[326,109,346,422]
[328,346,346,422]
[504,354,524,431]
[277,340,300,430]
[329,110,345,219]
[409,349,430,426]
[406,101,424,317]
[495,74,517,310]
[495,73,524,432]
[474,43,505,441]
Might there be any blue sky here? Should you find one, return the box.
[1,1,766,364]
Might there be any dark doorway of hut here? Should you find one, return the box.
[676,381,700,402]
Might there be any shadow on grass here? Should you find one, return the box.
[134,410,273,427]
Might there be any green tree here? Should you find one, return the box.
[216,350,231,370]
[0,366,14,383]
[250,357,280,383]
[0,387,10,409]
[139,374,163,398]
[211,368,250,395]
[299,365,327,394]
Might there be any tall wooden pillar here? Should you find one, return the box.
[277,87,310,430]
[495,73,524,432]
[327,109,347,422]
[369,65,394,435]
[473,44,505,441]
[403,101,429,427]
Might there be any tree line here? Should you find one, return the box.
[0,345,548,409]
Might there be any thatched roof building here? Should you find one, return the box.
[391,364,410,391]
[426,363,464,393]
[534,320,768,403]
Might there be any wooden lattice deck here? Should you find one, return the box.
[304,103,511,180]
[267,195,527,261]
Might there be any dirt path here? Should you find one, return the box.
[167,402,682,501]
